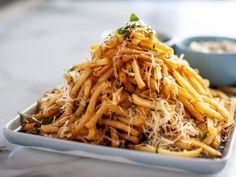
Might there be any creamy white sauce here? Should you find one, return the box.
[189,40,236,53]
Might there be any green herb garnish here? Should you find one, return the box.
[64,130,71,135]
[197,132,207,141]
[115,81,122,88]
[115,13,158,41]
[19,112,41,123]
[155,33,159,39]
[130,13,140,22]
[68,66,76,72]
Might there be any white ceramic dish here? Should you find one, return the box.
[3,102,236,174]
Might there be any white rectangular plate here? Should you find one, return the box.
[3,102,236,174]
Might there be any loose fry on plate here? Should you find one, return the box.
[190,139,222,157]
[110,128,120,147]
[158,147,203,158]
[102,119,140,136]
[134,145,157,153]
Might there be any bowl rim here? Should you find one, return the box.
[175,35,236,55]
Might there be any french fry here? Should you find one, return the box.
[207,118,217,136]
[134,145,156,153]
[183,66,208,90]
[110,128,120,147]
[85,126,97,140]
[72,82,109,136]
[194,102,224,121]
[203,133,215,145]
[118,70,127,83]
[41,125,59,134]
[69,79,92,124]
[175,140,192,150]
[132,94,159,110]
[212,134,221,149]
[177,95,203,121]
[74,58,109,71]
[190,139,222,157]
[158,147,202,158]
[70,69,91,98]
[34,108,59,119]
[85,102,109,129]
[119,133,140,144]
[132,59,145,89]
[118,116,145,126]
[203,96,229,121]
[102,119,140,136]
[185,74,207,95]
[173,70,202,101]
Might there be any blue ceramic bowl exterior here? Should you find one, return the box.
[175,36,236,86]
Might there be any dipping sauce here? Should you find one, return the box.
[189,40,236,53]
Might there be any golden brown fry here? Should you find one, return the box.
[41,125,59,134]
[64,72,74,87]
[158,147,202,158]
[72,82,109,136]
[190,139,222,157]
[85,126,97,140]
[203,96,229,121]
[185,74,207,95]
[69,79,92,125]
[177,95,203,121]
[102,119,140,136]
[85,102,109,129]
[175,141,192,150]
[119,133,140,144]
[70,69,91,98]
[132,94,159,110]
[203,133,215,145]
[118,70,127,83]
[194,102,224,121]
[184,66,208,90]
[134,145,156,153]
[132,59,145,89]
[108,105,126,117]
[173,70,202,101]
[34,108,59,119]
[110,128,120,147]
[212,134,221,149]
[74,58,109,71]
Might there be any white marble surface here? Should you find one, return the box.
[1,0,236,177]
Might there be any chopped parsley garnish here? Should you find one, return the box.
[117,25,130,35]
[115,81,122,88]
[130,13,140,22]
[155,33,159,39]
[115,13,158,40]
[197,132,207,141]
[68,65,76,72]
[64,130,71,135]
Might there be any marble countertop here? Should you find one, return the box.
[1,0,236,177]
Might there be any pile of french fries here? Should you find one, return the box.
[21,15,236,158]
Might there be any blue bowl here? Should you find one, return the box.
[175,36,236,86]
